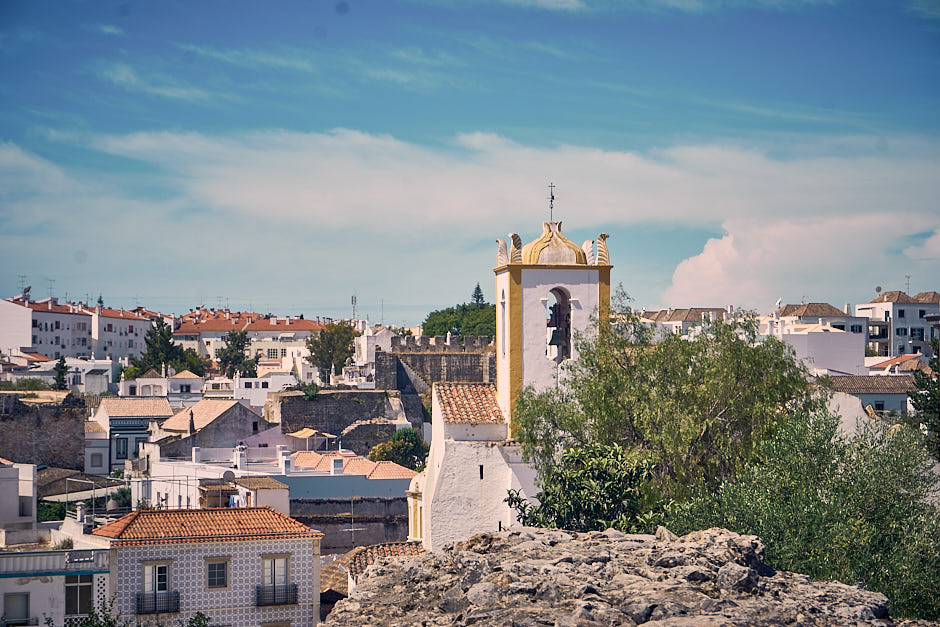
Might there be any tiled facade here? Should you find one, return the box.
[113,537,319,626]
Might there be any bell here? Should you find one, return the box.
[548,329,565,346]
[548,303,562,327]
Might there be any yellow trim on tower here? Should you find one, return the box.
[508,266,523,438]
[598,265,612,331]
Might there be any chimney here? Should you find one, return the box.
[233,446,247,470]
[331,457,344,475]
[279,454,291,475]
[276,444,287,458]
[192,446,201,463]
[187,410,195,436]
[76,501,87,523]
[843,303,850,314]
[285,317,290,326]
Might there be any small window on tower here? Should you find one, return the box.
[479,465,484,480]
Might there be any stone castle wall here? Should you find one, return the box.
[0,393,85,469]
[292,496,408,554]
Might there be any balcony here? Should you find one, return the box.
[136,591,180,615]
[0,549,109,577]
[255,583,298,606]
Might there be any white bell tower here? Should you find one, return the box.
[494,221,611,434]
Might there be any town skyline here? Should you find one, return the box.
[2,0,939,326]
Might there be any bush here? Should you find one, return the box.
[0,378,51,391]
[368,428,429,471]
[666,410,940,620]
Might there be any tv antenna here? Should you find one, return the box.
[351,295,357,320]
[905,275,911,293]
[548,182,556,220]
[17,275,26,293]
[47,279,55,299]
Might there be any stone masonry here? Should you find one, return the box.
[326,526,899,626]
[0,392,85,469]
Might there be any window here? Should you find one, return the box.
[3,592,29,624]
[252,421,259,433]
[135,438,148,455]
[91,453,103,468]
[262,556,288,586]
[911,328,925,341]
[65,574,93,616]
[874,401,885,411]
[245,382,253,388]
[267,349,278,359]
[831,323,845,331]
[546,287,571,364]
[919,309,927,319]
[281,348,287,357]
[115,438,128,459]
[179,384,191,393]
[261,381,268,389]
[898,309,906,318]
[32,319,38,328]
[129,384,137,396]
[896,327,908,336]
[106,324,113,332]
[128,340,134,348]
[479,465,484,480]
[128,325,133,333]
[143,563,170,592]
[207,560,228,589]
[850,324,863,333]
[55,320,60,330]
[19,496,31,517]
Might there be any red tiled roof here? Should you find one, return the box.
[7,299,92,316]
[290,451,416,479]
[435,383,504,425]
[96,307,149,321]
[98,397,172,418]
[84,421,106,434]
[869,291,917,304]
[914,291,940,304]
[244,318,324,332]
[234,477,289,490]
[174,319,250,334]
[869,353,924,370]
[641,308,728,323]
[345,541,425,580]
[161,399,245,432]
[829,375,916,395]
[92,507,321,545]
[22,352,52,362]
[776,303,846,318]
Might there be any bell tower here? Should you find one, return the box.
[494,222,611,433]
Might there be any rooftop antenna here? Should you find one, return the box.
[548,182,556,221]
[17,275,26,293]
[351,295,357,320]
[905,275,911,293]
[47,279,55,299]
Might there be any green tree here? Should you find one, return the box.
[665,409,940,620]
[471,282,485,305]
[507,442,660,533]
[909,338,940,459]
[123,319,209,379]
[422,284,496,340]
[368,428,429,471]
[515,291,816,500]
[217,330,257,378]
[53,356,69,390]
[0,378,50,391]
[305,322,359,378]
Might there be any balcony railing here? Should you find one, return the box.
[1,618,39,626]
[255,583,298,606]
[136,591,180,615]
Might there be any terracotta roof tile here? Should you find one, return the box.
[244,318,324,332]
[174,319,249,334]
[96,307,149,321]
[345,541,425,580]
[7,299,92,316]
[435,383,504,425]
[161,399,246,432]
[869,353,923,370]
[289,451,414,479]
[829,375,916,395]
[170,370,201,379]
[92,507,321,545]
[138,368,162,379]
[776,303,847,318]
[84,421,106,434]
[869,291,917,304]
[367,461,417,480]
[914,291,940,304]
[320,559,349,596]
[98,397,172,418]
[234,477,289,490]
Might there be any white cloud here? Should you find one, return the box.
[96,63,211,102]
[497,0,587,9]
[175,44,316,73]
[21,129,940,314]
[92,24,124,36]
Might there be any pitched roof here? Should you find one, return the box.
[84,420,106,434]
[914,291,940,304]
[286,427,335,439]
[174,319,250,335]
[21,352,52,362]
[234,477,289,490]
[776,303,846,318]
[161,399,245,432]
[244,317,325,333]
[641,308,728,323]
[869,353,924,370]
[344,541,425,580]
[98,397,172,418]
[435,383,504,425]
[829,375,916,395]
[97,308,149,321]
[7,299,92,316]
[91,507,321,545]
[869,290,917,304]
[290,451,416,479]
[139,368,162,379]
[170,370,201,379]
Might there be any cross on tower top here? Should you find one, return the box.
[548,182,555,220]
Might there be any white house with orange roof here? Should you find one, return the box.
[87,507,322,626]
[0,295,94,359]
[409,221,612,551]
[855,290,940,357]
[91,398,173,472]
[81,303,153,361]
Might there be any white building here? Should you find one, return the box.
[855,291,940,357]
[0,295,94,359]
[0,459,37,547]
[409,221,612,551]
[84,305,153,361]
[91,398,173,473]
[87,507,322,626]
[18,356,114,394]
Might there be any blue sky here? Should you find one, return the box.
[1,0,939,325]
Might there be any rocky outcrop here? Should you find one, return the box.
[326,526,897,626]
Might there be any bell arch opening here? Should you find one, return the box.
[546,287,571,364]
